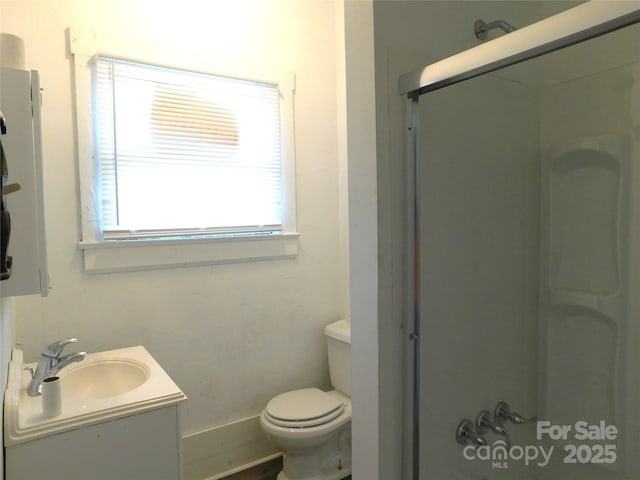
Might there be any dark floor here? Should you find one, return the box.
[223,456,282,480]
[222,456,351,480]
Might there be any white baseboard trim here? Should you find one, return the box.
[203,453,282,480]
[183,415,281,480]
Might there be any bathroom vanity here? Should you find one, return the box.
[3,346,187,480]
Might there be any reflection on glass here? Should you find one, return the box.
[417,19,640,480]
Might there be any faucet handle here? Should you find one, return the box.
[477,409,512,451]
[476,410,504,435]
[456,419,487,447]
[43,338,78,357]
[494,401,537,425]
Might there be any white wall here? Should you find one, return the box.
[1,0,347,436]
[342,2,379,479]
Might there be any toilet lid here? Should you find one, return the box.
[265,388,344,428]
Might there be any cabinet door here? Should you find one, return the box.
[5,406,182,480]
[0,67,48,297]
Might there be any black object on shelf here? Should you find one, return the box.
[1,110,14,280]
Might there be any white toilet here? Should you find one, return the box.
[260,319,352,480]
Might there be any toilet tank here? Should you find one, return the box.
[325,319,351,396]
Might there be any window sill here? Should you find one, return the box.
[78,233,300,274]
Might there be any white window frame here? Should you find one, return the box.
[69,28,299,273]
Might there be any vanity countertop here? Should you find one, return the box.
[4,345,186,446]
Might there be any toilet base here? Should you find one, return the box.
[276,431,352,480]
[272,423,351,480]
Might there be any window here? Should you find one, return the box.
[95,57,285,239]
[69,29,298,273]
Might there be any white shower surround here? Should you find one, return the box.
[399,3,640,479]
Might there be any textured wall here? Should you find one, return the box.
[1,0,348,434]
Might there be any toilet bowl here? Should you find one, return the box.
[260,388,351,480]
[260,320,352,480]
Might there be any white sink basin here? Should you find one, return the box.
[60,359,149,400]
[4,346,186,446]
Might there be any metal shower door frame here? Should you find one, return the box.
[400,2,640,479]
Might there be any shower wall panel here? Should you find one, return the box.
[549,144,622,294]
[542,136,631,480]
[540,56,639,478]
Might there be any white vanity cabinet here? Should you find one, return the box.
[3,346,187,480]
[5,404,183,480]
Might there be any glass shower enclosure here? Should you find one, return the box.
[400,3,640,479]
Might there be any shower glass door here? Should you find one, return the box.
[416,19,640,480]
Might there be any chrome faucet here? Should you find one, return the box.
[476,410,511,450]
[494,401,537,425]
[26,338,86,396]
[456,419,487,447]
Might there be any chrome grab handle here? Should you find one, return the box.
[456,419,487,447]
[494,401,537,425]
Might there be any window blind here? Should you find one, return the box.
[95,57,283,240]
